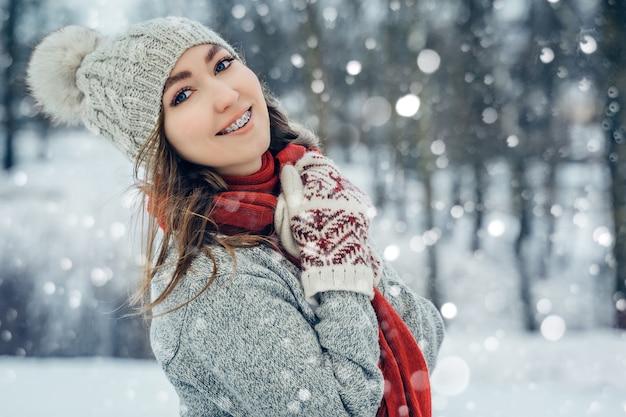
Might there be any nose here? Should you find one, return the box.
[211,79,238,113]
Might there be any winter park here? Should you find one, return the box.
[1,1,626,417]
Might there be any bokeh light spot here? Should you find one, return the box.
[417,49,441,74]
[540,315,566,341]
[395,94,420,117]
[431,356,470,396]
[441,302,458,319]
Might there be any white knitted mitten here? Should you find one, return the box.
[276,152,381,300]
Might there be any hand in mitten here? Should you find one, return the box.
[276,152,381,300]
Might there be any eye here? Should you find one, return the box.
[172,88,192,106]
[215,56,235,74]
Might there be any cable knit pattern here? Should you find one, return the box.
[150,243,445,416]
[28,17,239,162]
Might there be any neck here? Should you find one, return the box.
[221,150,276,191]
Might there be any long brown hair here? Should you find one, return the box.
[132,94,317,314]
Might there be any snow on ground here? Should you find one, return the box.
[1,132,625,416]
[0,356,178,417]
[432,329,626,417]
[1,329,625,417]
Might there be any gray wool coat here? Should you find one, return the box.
[150,242,445,416]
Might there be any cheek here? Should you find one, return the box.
[241,67,265,98]
[162,117,182,149]
[163,111,204,147]
[163,122,194,157]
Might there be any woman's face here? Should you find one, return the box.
[161,44,271,176]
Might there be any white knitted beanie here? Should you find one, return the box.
[27,17,240,161]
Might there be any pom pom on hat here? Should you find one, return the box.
[27,26,102,126]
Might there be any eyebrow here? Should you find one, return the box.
[163,44,223,93]
[205,44,222,65]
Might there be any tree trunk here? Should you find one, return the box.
[301,1,330,142]
[471,161,484,252]
[512,160,537,331]
[2,0,17,171]
[601,0,626,329]
[423,169,440,308]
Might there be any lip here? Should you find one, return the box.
[216,108,253,136]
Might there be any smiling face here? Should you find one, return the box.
[161,44,271,176]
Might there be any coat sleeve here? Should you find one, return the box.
[150,252,384,417]
[376,258,445,373]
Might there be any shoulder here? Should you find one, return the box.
[149,244,338,414]
[150,243,313,364]
[152,242,300,298]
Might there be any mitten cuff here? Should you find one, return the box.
[301,264,375,301]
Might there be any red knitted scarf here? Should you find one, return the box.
[373,289,432,417]
[151,143,431,416]
[212,145,307,235]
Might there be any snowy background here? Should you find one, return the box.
[2,0,626,416]
[1,132,624,417]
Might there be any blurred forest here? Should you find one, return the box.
[1,0,625,358]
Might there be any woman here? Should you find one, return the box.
[27,16,444,416]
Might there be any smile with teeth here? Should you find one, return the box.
[218,110,252,135]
